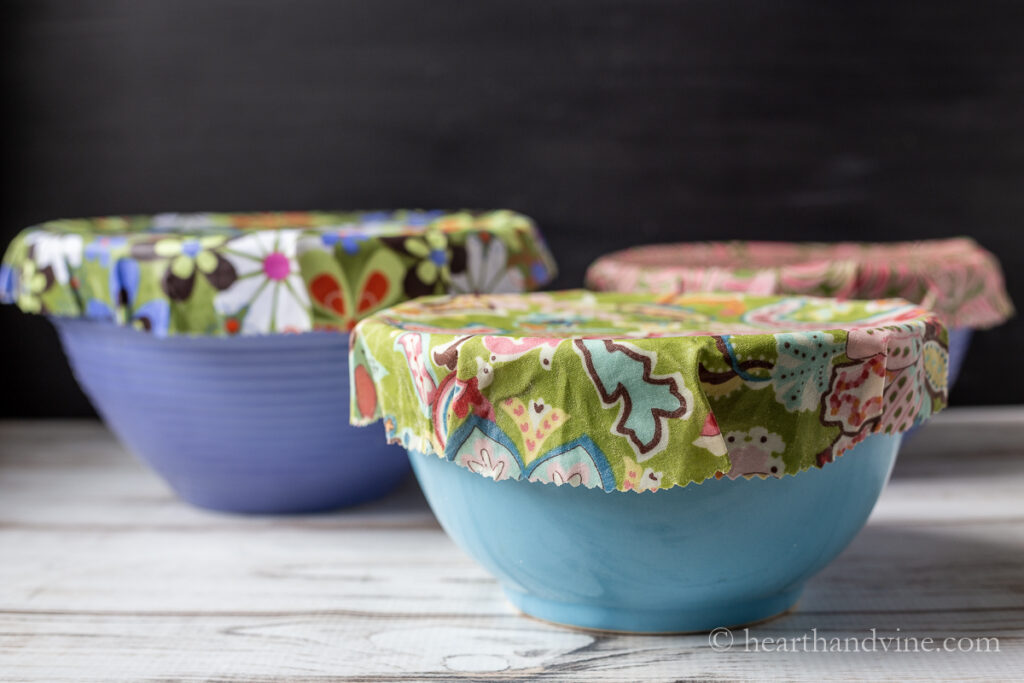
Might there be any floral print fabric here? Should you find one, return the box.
[350,291,948,492]
[0,210,556,336]
[585,239,1013,329]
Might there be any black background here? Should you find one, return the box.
[2,0,1022,416]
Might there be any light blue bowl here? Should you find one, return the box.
[53,318,408,513]
[409,432,901,633]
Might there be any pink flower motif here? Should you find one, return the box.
[396,333,436,408]
[483,336,563,369]
[823,324,931,444]
[262,252,291,280]
[213,230,311,334]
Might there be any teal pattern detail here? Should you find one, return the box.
[573,339,693,460]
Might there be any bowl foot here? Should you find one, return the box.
[502,585,802,634]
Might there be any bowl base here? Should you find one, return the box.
[502,585,802,634]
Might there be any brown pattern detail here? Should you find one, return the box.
[161,252,237,302]
[205,254,237,291]
[127,237,162,261]
[35,264,57,295]
[573,339,689,456]
[431,335,473,371]
[162,270,196,301]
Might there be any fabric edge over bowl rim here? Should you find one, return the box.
[0,209,558,338]
[584,237,1014,330]
[349,290,949,494]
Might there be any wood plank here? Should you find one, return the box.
[0,521,1021,616]
[1,411,1021,529]
[2,611,1020,681]
[0,410,1022,680]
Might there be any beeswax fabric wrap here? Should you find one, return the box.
[586,239,1013,329]
[0,210,556,337]
[350,291,948,492]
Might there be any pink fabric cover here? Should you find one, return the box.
[586,238,1013,329]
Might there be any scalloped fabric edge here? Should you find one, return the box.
[349,291,949,493]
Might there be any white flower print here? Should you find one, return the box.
[449,235,525,294]
[214,230,311,334]
[25,231,83,284]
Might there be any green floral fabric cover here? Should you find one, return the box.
[0,210,556,336]
[351,291,948,492]
[585,239,1013,329]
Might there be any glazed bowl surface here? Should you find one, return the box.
[349,290,947,631]
[409,433,901,633]
[945,327,972,387]
[0,209,556,512]
[55,318,406,513]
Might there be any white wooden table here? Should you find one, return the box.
[1,408,1022,681]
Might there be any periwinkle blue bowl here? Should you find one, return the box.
[53,318,408,514]
[946,327,973,388]
[409,432,902,633]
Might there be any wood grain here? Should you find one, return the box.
[1,409,1022,681]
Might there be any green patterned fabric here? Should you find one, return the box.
[350,291,948,492]
[0,210,555,336]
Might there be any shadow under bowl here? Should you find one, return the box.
[53,318,408,514]
[409,432,901,633]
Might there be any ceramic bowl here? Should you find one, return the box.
[409,432,900,633]
[54,318,406,513]
[585,239,1013,396]
[2,210,556,513]
[944,327,973,388]
[351,290,947,632]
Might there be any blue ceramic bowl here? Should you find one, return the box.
[409,432,901,633]
[53,318,408,513]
